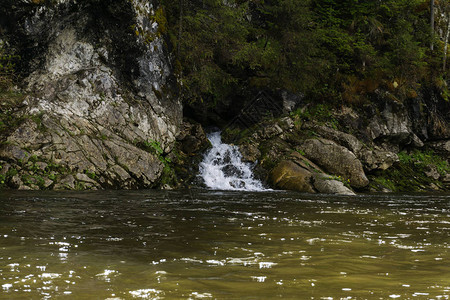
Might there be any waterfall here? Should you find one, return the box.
[199,132,267,191]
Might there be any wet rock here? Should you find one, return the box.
[364,97,426,152]
[108,165,132,183]
[18,184,33,190]
[312,174,355,195]
[281,90,303,113]
[429,183,441,191]
[443,174,450,189]
[278,117,295,132]
[230,180,246,189]
[43,177,54,189]
[6,119,44,150]
[161,184,173,190]
[103,140,163,186]
[173,121,211,187]
[0,144,29,162]
[55,175,75,190]
[299,138,369,188]
[221,164,244,178]
[239,143,261,163]
[367,98,410,140]
[269,152,356,195]
[181,136,203,155]
[411,134,424,148]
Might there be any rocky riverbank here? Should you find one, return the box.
[220,94,450,194]
[0,1,449,193]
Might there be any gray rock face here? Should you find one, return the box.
[302,123,398,172]
[365,98,424,152]
[303,124,363,154]
[0,0,182,189]
[299,138,369,188]
[358,148,399,172]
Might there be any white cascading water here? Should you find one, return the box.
[199,131,267,191]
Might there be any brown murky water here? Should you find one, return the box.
[0,190,449,299]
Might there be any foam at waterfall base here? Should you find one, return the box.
[199,132,268,191]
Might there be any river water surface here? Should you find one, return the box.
[0,190,449,299]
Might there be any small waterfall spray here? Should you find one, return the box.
[199,132,267,191]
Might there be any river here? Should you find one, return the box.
[0,190,449,299]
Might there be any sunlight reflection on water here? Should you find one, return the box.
[0,190,449,299]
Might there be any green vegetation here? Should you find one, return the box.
[163,0,319,104]
[84,169,98,180]
[30,113,47,132]
[291,104,339,129]
[398,150,449,176]
[0,155,70,190]
[0,40,18,92]
[140,139,177,187]
[327,175,352,188]
[0,40,25,139]
[162,0,446,107]
[371,176,397,192]
[370,149,449,192]
[144,139,164,155]
[296,149,306,156]
[141,139,171,164]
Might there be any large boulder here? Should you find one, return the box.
[269,152,355,195]
[312,174,355,195]
[299,138,369,188]
[269,160,316,193]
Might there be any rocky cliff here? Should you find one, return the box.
[0,0,182,189]
[222,91,450,194]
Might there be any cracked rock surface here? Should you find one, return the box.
[0,0,181,189]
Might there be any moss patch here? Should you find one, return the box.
[0,155,71,190]
[369,150,449,192]
[291,103,339,130]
